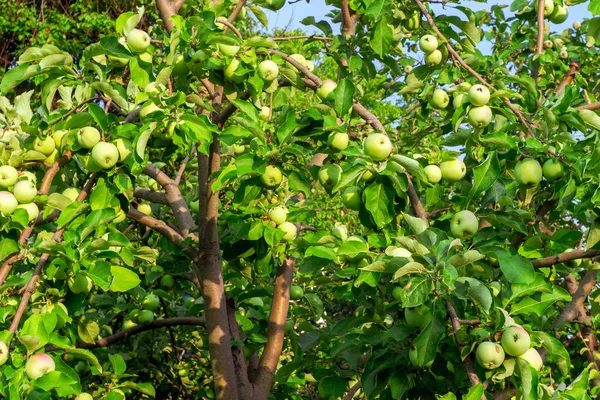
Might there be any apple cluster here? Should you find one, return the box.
[515,157,564,187]
[419,34,442,67]
[107,28,152,67]
[268,206,297,242]
[0,165,39,221]
[124,293,161,328]
[536,0,569,24]
[76,127,131,172]
[476,326,543,372]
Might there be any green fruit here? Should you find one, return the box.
[114,138,133,162]
[501,326,530,357]
[327,132,349,151]
[137,309,154,324]
[341,186,362,211]
[138,203,152,215]
[542,159,563,181]
[419,34,438,53]
[391,286,402,301]
[278,221,297,242]
[13,180,38,203]
[16,203,39,222]
[430,89,449,109]
[160,274,175,288]
[25,354,55,380]
[476,342,505,370]
[91,142,119,169]
[317,80,337,100]
[0,341,8,366]
[268,206,287,225]
[536,0,555,16]
[290,285,304,300]
[76,393,94,400]
[0,165,18,188]
[34,136,56,156]
[218,44,240,57]
[68,273,93,294]
[405,305,432,329]
[467,84,490,106]
[127,29,151,53]
[424,165,442,184]
[261,166,283,188]
[363,133,393,161]
[404,11,420,31]
[549,4,568,23]
[468,105,493,128]
[62,188,80,202]
[77,127,101,149]
[142,293,160,311]
[264,0,286,11]
[409,346,433,367]
[515,158,543,187]
[318,164,342,190]
[450,210,479,239]
[257,60,279,81]
[440,158,466,181]
[424,49,443,66]
[519,348,543,371]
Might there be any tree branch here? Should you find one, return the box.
[216,17,242,40]
[271,35,332,42]
[577,102,600,111]
[155,0,185,33]
[340,0,359,35]
[253,258,295,398]
[553,270,597,329]
[531,249,600,268]
[344,380,362,400]
[533,0,545,81]
[405,171,429,227]
[133,188,169,205]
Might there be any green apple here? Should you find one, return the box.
[160,274,175,288]
[218,44,240,57]
[259,107,270,121]
[450,210,478,239]
[114,207,127,223]
[91,142,119,169]
[0,191,18,215]
[269,206,287,225]
[405,305,432,329]
[264,0,286,11]
[341,186,362,211]
[317,79,337,100]
[0,341,8,366]
[0,165,18,188]
[76,393,94,400]
[63,188,80,202]
[519,348,543,371]
[140,102,162,118]
[108,55,129,66]
[440,158,466,181]
[549,4,568,23]
[127,29,151,53]
[404,11,420,31]
[475,342,505,370]
[501,326,530,357]
[20,171,37,184]
[137,309,154,324]
[68,273,93,294]
[52,130,68,148]
[77,127,101,149]
[515,158,543,187]
[391,286,402,301]
[279,221,297,242]
[13,180,37,203]
[123,319,137,329]
[34,136,56,156]
[318,164,342,190]
[409,346,433,368]
[419,34,438,53]
[536,0,555,16]
[468,84,490,106]
[404,65,413,74]
[45,149,59,164]
[286,53,306,71]
[25,354,55,380]
[430,89,449,109]
[364,133,393,161]
[290,285,304,300]
[424,165,442,184]
[305,60,315,71]
[468,105,493,128]
[425,49,443,66]
[16,203,39,222]
[142,293,160,311]
[543,159,563,181]
[573,21,581,29]
[84,155,102,173]
[114,138,133,162]
[328,132,349,152]
[138,203,152,215]
[559,49,569,59]
[261,165,283,188]
[257,60,279,81]
[225,59,245,82]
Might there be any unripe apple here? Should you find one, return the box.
[52,130,68,148]
[140,102,162,118]
[468,84,490,106]
[160,274,175,288]
[501,326,530,357]
[269,206,287,225]
[108,55,129,66]
[142,293,160,311]
[425,49,443,66]
[468,105,493,128]
[515,158,543,187]
[559,50,568,59]
[68,273,93,294]
[450,210,478,239]
[535,0,555,16]
[34,136,56,156]
[419,34,438,53]
[519,348,543,371]
[279,221,297,242]
[218,44,241,57]
[392,286,402,301]
[318,164,342,190]
[25,354,55,380]
[364,133,393,161]
[264,0,286,11]
[123,319,137,329]
[137,309,154,324]
[305,60,315,71]
[45,149,59,164]
[424,165,442,184]
[573,21,581,29]
[543,159,563,181]
[16,203,39,222]
[341,186,362,211]
[127,29,151,53]
[404,65,413,74]
[261,165,283,188]
[286,54,307,71]
[13,180,37,203]
[114,207,127,223]
[114,138,133,162]
[404,11,420,31]
[76,393,94,400]
[259,107,270,121]
[405,305,432,329]
[430,89,449,109]
[317,79,337,101]
[0,341,8,366]
[91,142,119,169]
[476,342,505,370]
[138,203,152,215]
[440,158,466,181]
[224,59,245,82]
[549,4,568,23]
[63,188,80,202]
[77,127,101,149]
[290,285,304,300]
[0,165,19,188]
[258,60,279,81]
[0,191,18,215]
[328,132,349,151]
[543,40,553,49]
[453,93,468,108]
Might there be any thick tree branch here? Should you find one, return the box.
[577,102,600,111]
[133,188,169,205]
[227,0,246,24]
[340,0,359,35]
[126,208,189,251]
[155,0,185,33]
[226,299,253,400]
[253,258,295,398]
[533,0,545,81]
[555,62,580,95]
[344,380,362,400]
[553,270,597,329]
[531,249,600,268]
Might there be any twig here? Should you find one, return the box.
[216,17,243,39]
[271,35,332,42]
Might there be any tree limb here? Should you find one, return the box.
[531,249,600,268]
[553,270,597,329]
[405,171,429,227]
[155,0,185,33]
[133,188,169,205]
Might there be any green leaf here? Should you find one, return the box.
[393,262,428,280]
[364,183,395,228]
[462,384,484,400]
[491,249,535,284]
[304,293,323,319]
[333,78,356,116]
[398,276,433,307]
[447,250,485,268]
[412,312,445,367]
[0,238,18,262]
[516,358,538,400]
[531,331,569,375]
[77,317,100,344]
[468,151,500,200]
[365,0,386,19]
[110,266,141,292]
[511,286,571,316]
[402,213,428,235]
[455,277,493,313]
[370,20,393,57]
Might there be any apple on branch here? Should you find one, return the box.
[25,353,55,380]
[0,165,19,188]
[127,29,151,53]
[476,342,505,370]
[363,133,393,161]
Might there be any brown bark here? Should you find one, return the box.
[155,0,185,33]
[531,249,600,268]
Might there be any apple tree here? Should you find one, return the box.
[1,0,600,399]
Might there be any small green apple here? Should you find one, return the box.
[542,159,563,181]
[405,305,432,329]
[91,142,119,169]
[468,105,493,128]
[161,274,175,288]
[391,286,402,301]
[52,130,68,148]
[404,11,420,31]
[286,54,306,71]
[515,158,543,187]
[13,180,37,203]
[440,158,466,181]
[327,132,349,151]
[424,165,442,184]
[77,127,101,149]
[16,203,39,222]
[258,60,279,81]
[549,4,568,23]
[404,65,413,74]
[450,210,478,239]
[453,93,467,108]
[279,221,297,242]
[519,348,543,371]
[290,285,304,300]
[363,133,393,161]
[68,273,93,294]
[138,203,152,215]
[142,293,160,311]
[425,49,443,66]
[0,165,19,188]
[225,59,245,82]
[317,79,337,100]
[108,55,129,66]
[76,393,94,400]
[305,60,315,71]
[34,136,56,156]
[127,29,151,53]
[468,84,490,106]
[430,89,449,109]
[318,164,342,190]
[535,0,555,16]
[218,44,241,57]
[269,206,287,225]
[501,326,530,357]
[25,354,55,380]
[259,106,270,121]
[0,191,18,215]
[264,0,286,11]
[419,34,438,53]
[476,342,505,370]
[261,165,283,188]
[341,186,362,211]
[137,309,154,324]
